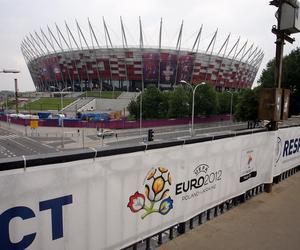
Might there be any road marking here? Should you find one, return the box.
[25,136,60,150]
[0,134,18,140]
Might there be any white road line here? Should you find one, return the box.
[25,136,57,150]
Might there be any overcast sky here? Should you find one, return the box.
[0,0,299,91]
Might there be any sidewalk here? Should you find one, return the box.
[158,172,300,250]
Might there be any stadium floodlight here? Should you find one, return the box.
[0,69,20,73]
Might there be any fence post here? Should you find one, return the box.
[145,238,151,250]
[177,222,186,234]
[264,183,272,193]
[169,227,174,240]
[157,232,162,245]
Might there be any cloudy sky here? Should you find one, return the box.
[0,0,299,91]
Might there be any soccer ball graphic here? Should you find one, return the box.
[144,167,172,202]
[127,166,173,219]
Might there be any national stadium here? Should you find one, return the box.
[21,18,264,92]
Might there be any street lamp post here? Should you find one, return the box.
[136,88,142,138]
[180,80,205,137]
[50,86,71,149]
[0,69,20,74]
[50,86,71,112]
[227,91,233,122]
[0,69,20,114]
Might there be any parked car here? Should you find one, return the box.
[97,129,114,138]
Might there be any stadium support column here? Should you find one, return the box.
[88,18,102,97]
[204,29,218,83]
[55,28,73,89]
[158,18,162,89]
[243,46,259,84]
[190,25,203,84]
[225,37,240,89]
[233,40,248,89]
[120,17,129,90]
[174,21,183,86]
[236,44,254,88]
[76,20,91,91]
[139,16,145,92]
[36,29,67,91]
[55,24,80,93]
[215,33,230,89]
[65,21,83,92]
[30,32,60,90]
[103,17,114,92]
[22,41,45,90]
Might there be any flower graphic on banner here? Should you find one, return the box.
[127,167,173,219]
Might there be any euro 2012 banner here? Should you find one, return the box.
[274,126,300,177]
[0,132,274,250]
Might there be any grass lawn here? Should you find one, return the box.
[82,91,122,99]
[21,97,76,111]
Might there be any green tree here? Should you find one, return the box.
[142,86,165,119]
[192,83,218,116]
[234,87,260,122]
[168,86,190,118]
[159,91,170,118]
[217,92,231,114]
[127,98,139,119]
[217,91,239,115]
[259,47,300,115]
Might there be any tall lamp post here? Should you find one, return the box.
[50,86,71,149]
[227,91,233,122]
[0,69,20,73]
[180,80,206,137]
[0,69,20,114]
[136,88,142,138]
[50,86,71,112]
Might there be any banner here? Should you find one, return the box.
[274,126,300,176]
[0,131,278,250]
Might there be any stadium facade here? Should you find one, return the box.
[21,18,264,92]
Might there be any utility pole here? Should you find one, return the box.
[14,79,19,114]
[0,69,20,114]
[260,0,299,192]
[259,0,297,130]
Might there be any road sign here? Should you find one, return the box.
[30,120,39,129]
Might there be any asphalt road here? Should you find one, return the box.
[23,121,248,150]
[0,127,59,158]
[1,117,297,155]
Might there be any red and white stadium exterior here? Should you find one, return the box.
[21,19,264,92]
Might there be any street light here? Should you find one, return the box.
[136,88,142,138]
[50,86,71,112]
[50,86,71,149]
[227,90,233,122]
[0,69,20,74]
[180,80,206,137]
[0,69,21,114]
